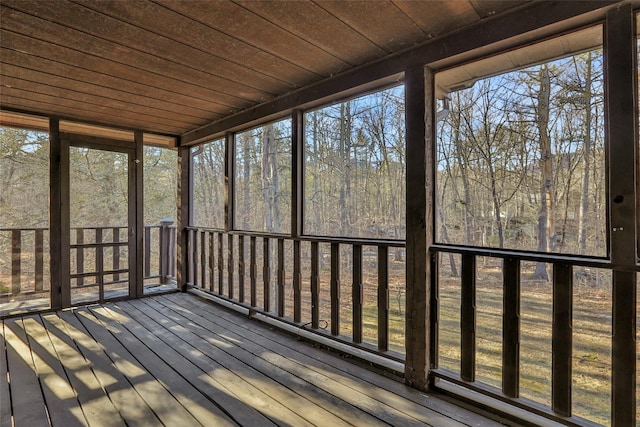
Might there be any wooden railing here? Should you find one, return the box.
[430,244,635,426]
[186,227,407,359]
[0,221,176,297]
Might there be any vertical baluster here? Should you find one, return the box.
[187,229,194,286]
[96,228,104,301]
[192,229,199,288]
[378,246,389,351]
[218,233,224,294]
[293,240,301,323]
[11,230,21,295]
[277,239,285,317]
[113,228,120,282]
[228,234,234,299]
[76,228,84,287]
[200,231,206,290]
[238,235,245,303]
[330,243,340,336]
[352,244,363,344]
[144,226,151,279]
[502,257,520,398]
[552,262,572,417]
[429,251,439,368]
[34,229,44,292]
[208,232,214,291]
[250,236,257,307]
[263,238,270,312]
[311,241,319,329]
[460,253,476,382]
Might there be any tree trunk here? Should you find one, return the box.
[534,65,553,280]
[578,52,593,255]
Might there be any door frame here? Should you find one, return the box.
[50,128,143,308]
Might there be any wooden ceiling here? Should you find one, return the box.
[0,0,622,140]
[0,0,535,137]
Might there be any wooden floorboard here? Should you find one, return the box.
[1,292,510,427]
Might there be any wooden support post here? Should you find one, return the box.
[551,262,572,417]
[605,5,637,425]
[502,257,520,398]
[177,144,191,292]
[352,244,363,344]
[404,66,432,390]
[378,246,389,352]
[133,131,144,298]
[330,243,340,336]
[50,119,69,308]
[311,241,320,329]
[460,253,476,382]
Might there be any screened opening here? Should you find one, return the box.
[0,125,50,314]
[303,85,406,240]
[192,139,225,229]
[436,26,605,259]
[235,119,291,234]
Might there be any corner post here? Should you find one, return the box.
[177,141,191,292]
[404,65,434,390]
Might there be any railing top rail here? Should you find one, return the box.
[0,227,48,232]
[185,226,406,247]
[430,243,618,270]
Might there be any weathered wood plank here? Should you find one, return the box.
[0,323,14,426]
[40,313,126,427]
[73,308,200,426]
[141,297,377,427]
[89,305,237,427]
[3,318,50,427]
[110,301,276,427]
[55,309,162,425]
[127,300,319,426]
[1,1,286,95]
[167,293,468,427]
[21,316,87,426]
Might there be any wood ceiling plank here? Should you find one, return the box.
[0,96,185,135]
[155,0,349,76]
[0,60,218,123]
[76,0,322,84]
[0,6,271,103]
[1,1,290,95]
[0,75,207,129]
[236,0,386,65]
[0,30,250,110]
[314,0,427,52]
[392,1,480,38]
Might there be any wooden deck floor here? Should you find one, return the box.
[1,292,510,427]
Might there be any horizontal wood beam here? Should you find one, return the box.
[181,1,616,146]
